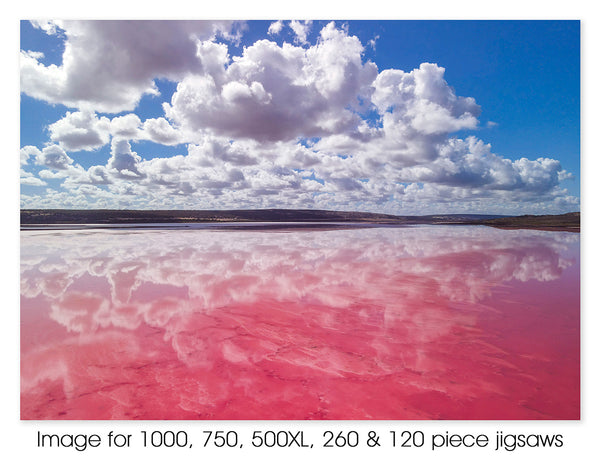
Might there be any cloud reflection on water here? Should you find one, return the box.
[20,226,579,419]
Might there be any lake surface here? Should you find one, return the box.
[20,225,580,419]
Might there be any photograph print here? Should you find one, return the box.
[20,20,580,420]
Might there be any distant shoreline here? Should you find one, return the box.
[476,213,580,232]
[20,209,580,232]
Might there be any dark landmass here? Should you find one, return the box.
[20,208,504,225]
[478,212,580,232]
[19,209,579,231]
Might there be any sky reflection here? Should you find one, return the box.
[20,226,579,419]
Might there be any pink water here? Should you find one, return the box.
[20,226,580,419]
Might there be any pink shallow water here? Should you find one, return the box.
[20,226,579,420]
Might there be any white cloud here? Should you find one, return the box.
[21,50,45,60]
[20,125,577,215]
[111,114,143,140]
[34,145,73,170]
[142,118,183,145]
[48,110,111,151]
[38,169,67,180]
[20,20,239,113]
[267,20,284,36]
[20,167,47,186]
[19,21,579,215]
[289,20,312,45]
[86,165,113,185]
[165,22,378,142]
[372,63,480,135]
[386,137,566,193]
[48,111,182,148]
[368,35,379,50]
[20,145,39,165]
[21,176,47,186]
[30,20,62,35]
[108,139,144,178]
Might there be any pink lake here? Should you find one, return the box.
[20,225,580,420]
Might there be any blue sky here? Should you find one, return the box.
[19,20,580,215]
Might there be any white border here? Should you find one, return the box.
[5,2,596,456]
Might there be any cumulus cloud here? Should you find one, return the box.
[369,63,480,161]
[48,110,111,151]
[30,20,62,35]
[19,21,579,215]
[20,145,38,165]
[20,20,239,112]
[267,20,284,36]
[86,165,113,185]
[165,22,378,142]
[21,176,47,186]
[47,110,182,148]
[289,20,312,45]
[21,168,47,186]
[108,140,144,178]
[143,117,183,145]
[386,137,568,194]
[111,113,143,140]
[33,145,73,170]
